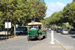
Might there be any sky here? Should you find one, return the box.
[45,0,73,17]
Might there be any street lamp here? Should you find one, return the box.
[69,9,73,28]
[7,0,9,38]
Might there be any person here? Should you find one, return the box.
[39,26,41,30]
[30,26,36,30]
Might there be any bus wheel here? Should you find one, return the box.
[45,35,47,38]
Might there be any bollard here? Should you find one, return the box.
[50,30,55,44]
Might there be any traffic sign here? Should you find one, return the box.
[5,22,11,28]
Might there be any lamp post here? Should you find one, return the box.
[69,9,73,28]
[7,0,9,38]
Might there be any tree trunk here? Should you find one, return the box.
[14,25,16,36]
[22,23,24,26]
[22,19,27,26]
[22,21,25,26]
[25,21,27,26]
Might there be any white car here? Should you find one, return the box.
[49,28,51,30]
[61,29,68,35]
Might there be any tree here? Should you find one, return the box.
[0,0,34,36]
[0,0,8,31]
[29,0,47,22]
[8,0,35,36]
[41,11,64,27]
[41,0,75,28]
[63,1,75,27]
[19,1,35,26]
[0,0,47,36]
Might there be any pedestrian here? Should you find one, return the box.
[30,26,36,30]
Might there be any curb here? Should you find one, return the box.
[7,36,23,40]
[0,36,23,42]
[50,31,67,50]
[55,39,74,50]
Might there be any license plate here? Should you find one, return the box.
[64,31,68,33]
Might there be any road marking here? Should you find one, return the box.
[55,39,60,44]
[49,31,66,50]
[54,39,66,50]
[49,31,75,50]
[54,34,75,50]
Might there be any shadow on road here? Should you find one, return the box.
[0,33,28,41]
[68,33,75,39]
[71,36,75,39]
[68,33,75,35]
[29,37,46,41]
[16,33,28,36]
[0,34,14,41]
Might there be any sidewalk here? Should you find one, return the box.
[28,43,65,50]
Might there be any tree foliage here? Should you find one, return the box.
[29,0,47,21]
[41,0,75,27]
[0,0,47,27]
[0,0,47,36]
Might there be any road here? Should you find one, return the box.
[0,31,51,50]
[0,30,75,50]
[52,31,75,50]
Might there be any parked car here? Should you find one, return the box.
[61,29,68,35]
[11,26,27,35]
[69,29,75,34]
[49,28,51,30]
[56,29,62,33]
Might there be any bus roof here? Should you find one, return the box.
[28,22,42,26]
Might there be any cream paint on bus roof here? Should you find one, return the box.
[28,22,42,25]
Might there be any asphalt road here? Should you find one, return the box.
[0,31,51,50]
[0,30,75,50]
[52,31,75,50]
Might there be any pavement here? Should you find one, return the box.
[28,42,65,50]
[0,31,8,35]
